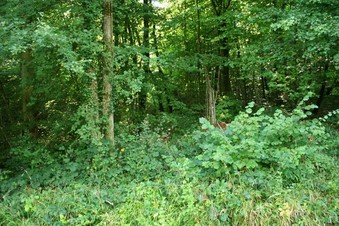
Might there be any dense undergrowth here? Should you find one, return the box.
[1,104,338,225]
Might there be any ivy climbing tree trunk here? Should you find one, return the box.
[102,0,114,144]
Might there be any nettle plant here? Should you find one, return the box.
[193,97,333,183]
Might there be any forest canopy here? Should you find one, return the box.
[0,0,338,225]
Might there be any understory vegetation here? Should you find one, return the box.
[1,103,338,225]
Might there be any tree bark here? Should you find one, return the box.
[102,0,114,144]
[206,72,217,125]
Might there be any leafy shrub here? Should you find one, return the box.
[192,101,334,185]
[7,136,56,170]
[90,120,175,184]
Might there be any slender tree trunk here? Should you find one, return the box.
[143,0,151,64]
[313,63,330,115]
[210,0,232,96]
[196,0,201,55]
[152,24,162,72]
[199,0,217,123]
[21,50,34,135]
[139,0,152,112]
[219,41,232,95]
[0,85,13,124]
[90,76,102,142]
[183,0,188,50]
[206,72,217,125]
[102,0,114,144]
[196,0,205,102]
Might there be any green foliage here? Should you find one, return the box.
[216,96,242,122]
[193,102,334,185]
[114,121,171,181]
[82,118,178,187]
[101,180,205,225]
[1,121,338,225]
[0,0,338,225]
[1,184,108,225]
[1,173,338,225]
[8,137,56,170]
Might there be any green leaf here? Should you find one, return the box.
[255,107,265,116]
[248,102,255,108]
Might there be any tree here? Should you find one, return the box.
[102,0,115,144]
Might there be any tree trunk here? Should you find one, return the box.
[143,0,151,63]
[219,43,232,95]
[206,72,217,125]
[211,0,232,96]
[21,50,34,135]
[102,0,114,144]
[90,76,102,143]
[138,0,152,112]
